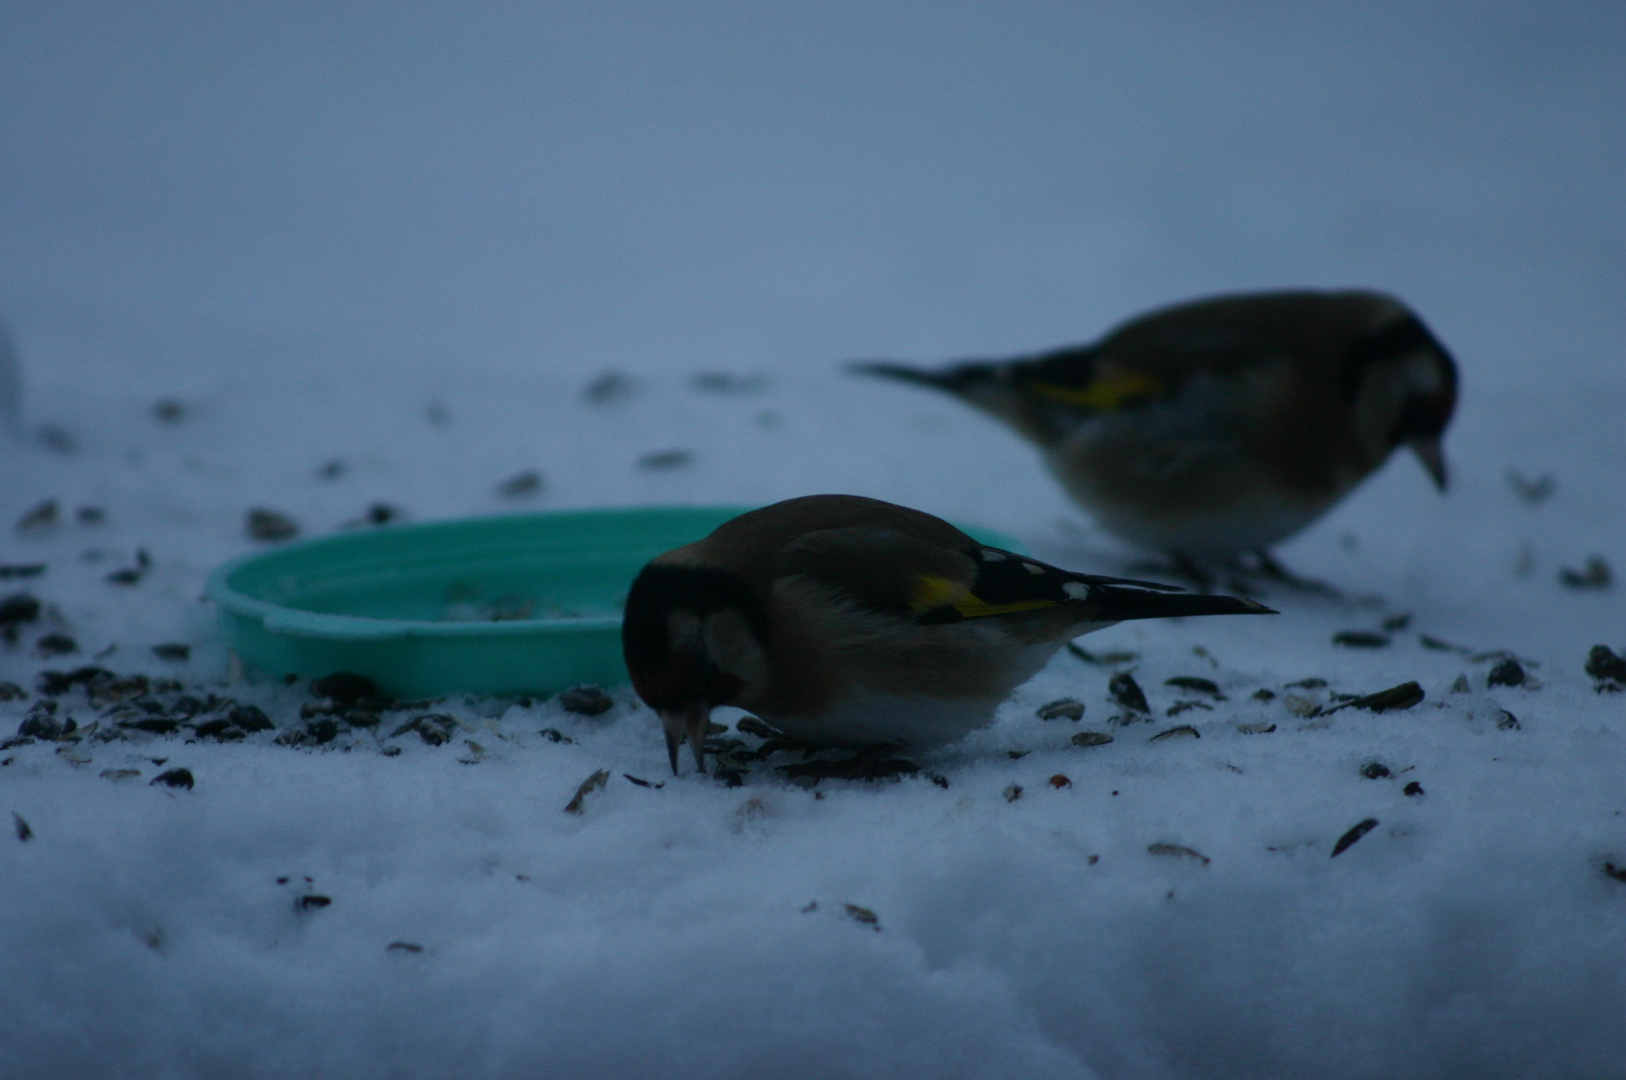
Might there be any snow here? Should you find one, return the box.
[3,4,1625,1078]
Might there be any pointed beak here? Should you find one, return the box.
[659,703,711,776]
[1409,435,1448,491]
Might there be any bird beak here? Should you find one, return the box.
[1409,435,1448,491]
[660,703,711,776]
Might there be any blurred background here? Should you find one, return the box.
[2,1,1621,564]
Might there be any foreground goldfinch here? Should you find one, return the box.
[853,289,1458,559]
[622,495,1273,774]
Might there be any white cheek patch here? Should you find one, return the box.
[979,549,1007,561]
[1063,581,1090,600]
[702,608,769,698]
[1022,562,1045,575]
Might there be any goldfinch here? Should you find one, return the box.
[622,495,1273,774]
[853,289,1458,559]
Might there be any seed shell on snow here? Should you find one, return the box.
[1150,724,1200,742]
[1331,818,1380,858]
[564,769,611,815]
[1071,731,1113,748]
[1036,698,1085,721]
[1107,672,1150,714]
[1148,843,1209,865]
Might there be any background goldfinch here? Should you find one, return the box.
[622,494,1272,773]
[853,289,1459,561]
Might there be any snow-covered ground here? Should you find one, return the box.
[3,5,1624,1078]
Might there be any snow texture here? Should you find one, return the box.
[2,4,1624,1078]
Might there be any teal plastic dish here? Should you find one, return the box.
[206,506,1023,700]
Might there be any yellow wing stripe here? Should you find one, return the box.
[1029,371,1163,411]
[909,574,967,613]
[910,573,1063,620]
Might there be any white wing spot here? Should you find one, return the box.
[979,549,1006,561]
[1062,581,1090,600]
[1022,562,1046,575]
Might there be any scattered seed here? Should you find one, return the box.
[1559,556,1611,590]
[538,727,575,744]
[1403,781,1424,797]
[1338,681,1425,714]
[844,903,879,928]
[689,372,768,394]
[1071,731,1114,748]
[1604,863,1626,884]
[928,773,949,789]
[0,564,46,579]
[1148,843,1209,865]
[623,774,664,789]
[1451,675,1471,693]
[1003,784,1024,802]
[0,593,41,628]
[296,895,332,912]
[638,449,694,470]
[557,684,613,716]
[246,508,299,541]
[1108,672,1150,713]
[1585,645,1626,689]
[1236,722,1276,734]
[100,768,141,782]
[151,397,188,423]
[1505,468,1556,504]
[151,643,190,662]
[582,371,636,404]
[1036,698,1085,721]
[317,459,345,479]
[1495,709,1521,731]
[105,568,143,585]
[1164,676,1222,696]
[1381,613,1413,632]
[1251,688,1275,701]
[1165,700,1213,717]
[1149,724,1200,742]
[150,768,194,790]
[1286,678,1327,689]
[1359,761,1392,780]
[1420,634,1471,653]
[386,941,423,953]
[1067,644,1139,666]
[0,682,27,701]
[1333,631,1390,648]
[1048,774,1072,789]
[12,812,31,842]
[228,705,274,732]
[389,714,455,746]
[15,499,58,534]
[564,769,611,814]
[496,470,544,498]
[1331,818,1379,857]
[1487,659,1526,688]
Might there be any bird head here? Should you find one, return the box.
[621,562,770,775]
[1349,307,1459,490]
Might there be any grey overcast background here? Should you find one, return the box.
[2,2,1621,390]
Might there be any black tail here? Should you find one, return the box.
[848,359,1004,399]
[1083,583,1275,622]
